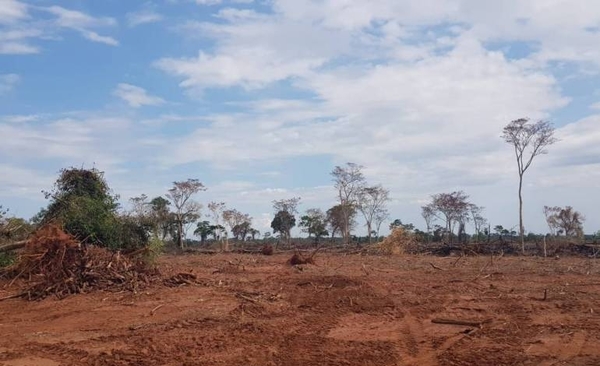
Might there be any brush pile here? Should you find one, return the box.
[367,228,418,255]
[2,225,158,300]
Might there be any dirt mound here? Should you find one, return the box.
[2,225,158,300]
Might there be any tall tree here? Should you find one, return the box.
[331,163,365,243]
[357,185,390,243]
[166,179,206,249]
[502,118,557,253]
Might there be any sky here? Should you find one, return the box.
[1,0,600,236]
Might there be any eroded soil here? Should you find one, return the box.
[2,253,600,366]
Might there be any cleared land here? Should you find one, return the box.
[1,253,600,366]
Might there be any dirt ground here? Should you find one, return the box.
[1,252,600,366]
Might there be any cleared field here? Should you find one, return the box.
[1,253,600,366]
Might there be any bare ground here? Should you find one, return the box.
[1,253,600,366]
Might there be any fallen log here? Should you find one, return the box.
[431,317,491,328]
[0,240,27,253]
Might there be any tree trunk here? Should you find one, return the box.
[518,174,525,254]
[0,240,27,253]
[178,219,184,249]
[367,221,372,244]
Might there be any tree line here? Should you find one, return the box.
[0,118,593,253]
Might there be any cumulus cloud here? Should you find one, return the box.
[113,83,165,108]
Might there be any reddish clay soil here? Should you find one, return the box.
[2,253,600,366]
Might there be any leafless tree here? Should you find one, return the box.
[421,204,436,243]
[502,118,557,253]
[129,194,150,219]
[208,201,227,251]
[469,204,487,239]
[357,185,390,243]
[272,197,302,215]
[544,206,585,238]
[166,179,206,249]
[374,208,389,240]
[331,163,365,243]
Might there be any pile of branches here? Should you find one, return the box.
[366,228,418,255]
[1,225,159,300]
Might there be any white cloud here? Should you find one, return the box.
[195,0,222,5]
[45,6,116,28]
[80,30,118,46]
[591,101,600,110]
[126,9,163,27]
[0,0,28,24]
[0,41,38,54]
[113,83,165,108]
[1,114,39,123]
[43,5,118,46]
[0,73,19,94]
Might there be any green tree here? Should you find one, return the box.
[271,210,296,243]
[389,219,415,232]
[194,220,214,244]
[39,167,125,249]
[326,204,357,239]
[299,208,329,245]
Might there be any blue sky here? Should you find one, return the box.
[1,0,600,235]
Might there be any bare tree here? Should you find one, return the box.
[331,163,365,243]
[272,197,302,216]
[544,206,585,238]
[166,179,206,249]
[429,191,470,243]
[208,201,227,251]
[502,118,557,253]
[421,204,436,243]
[374,208,389,239]
[222,209,252,248]
[469,204,487,240]
[357,185,390,243]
